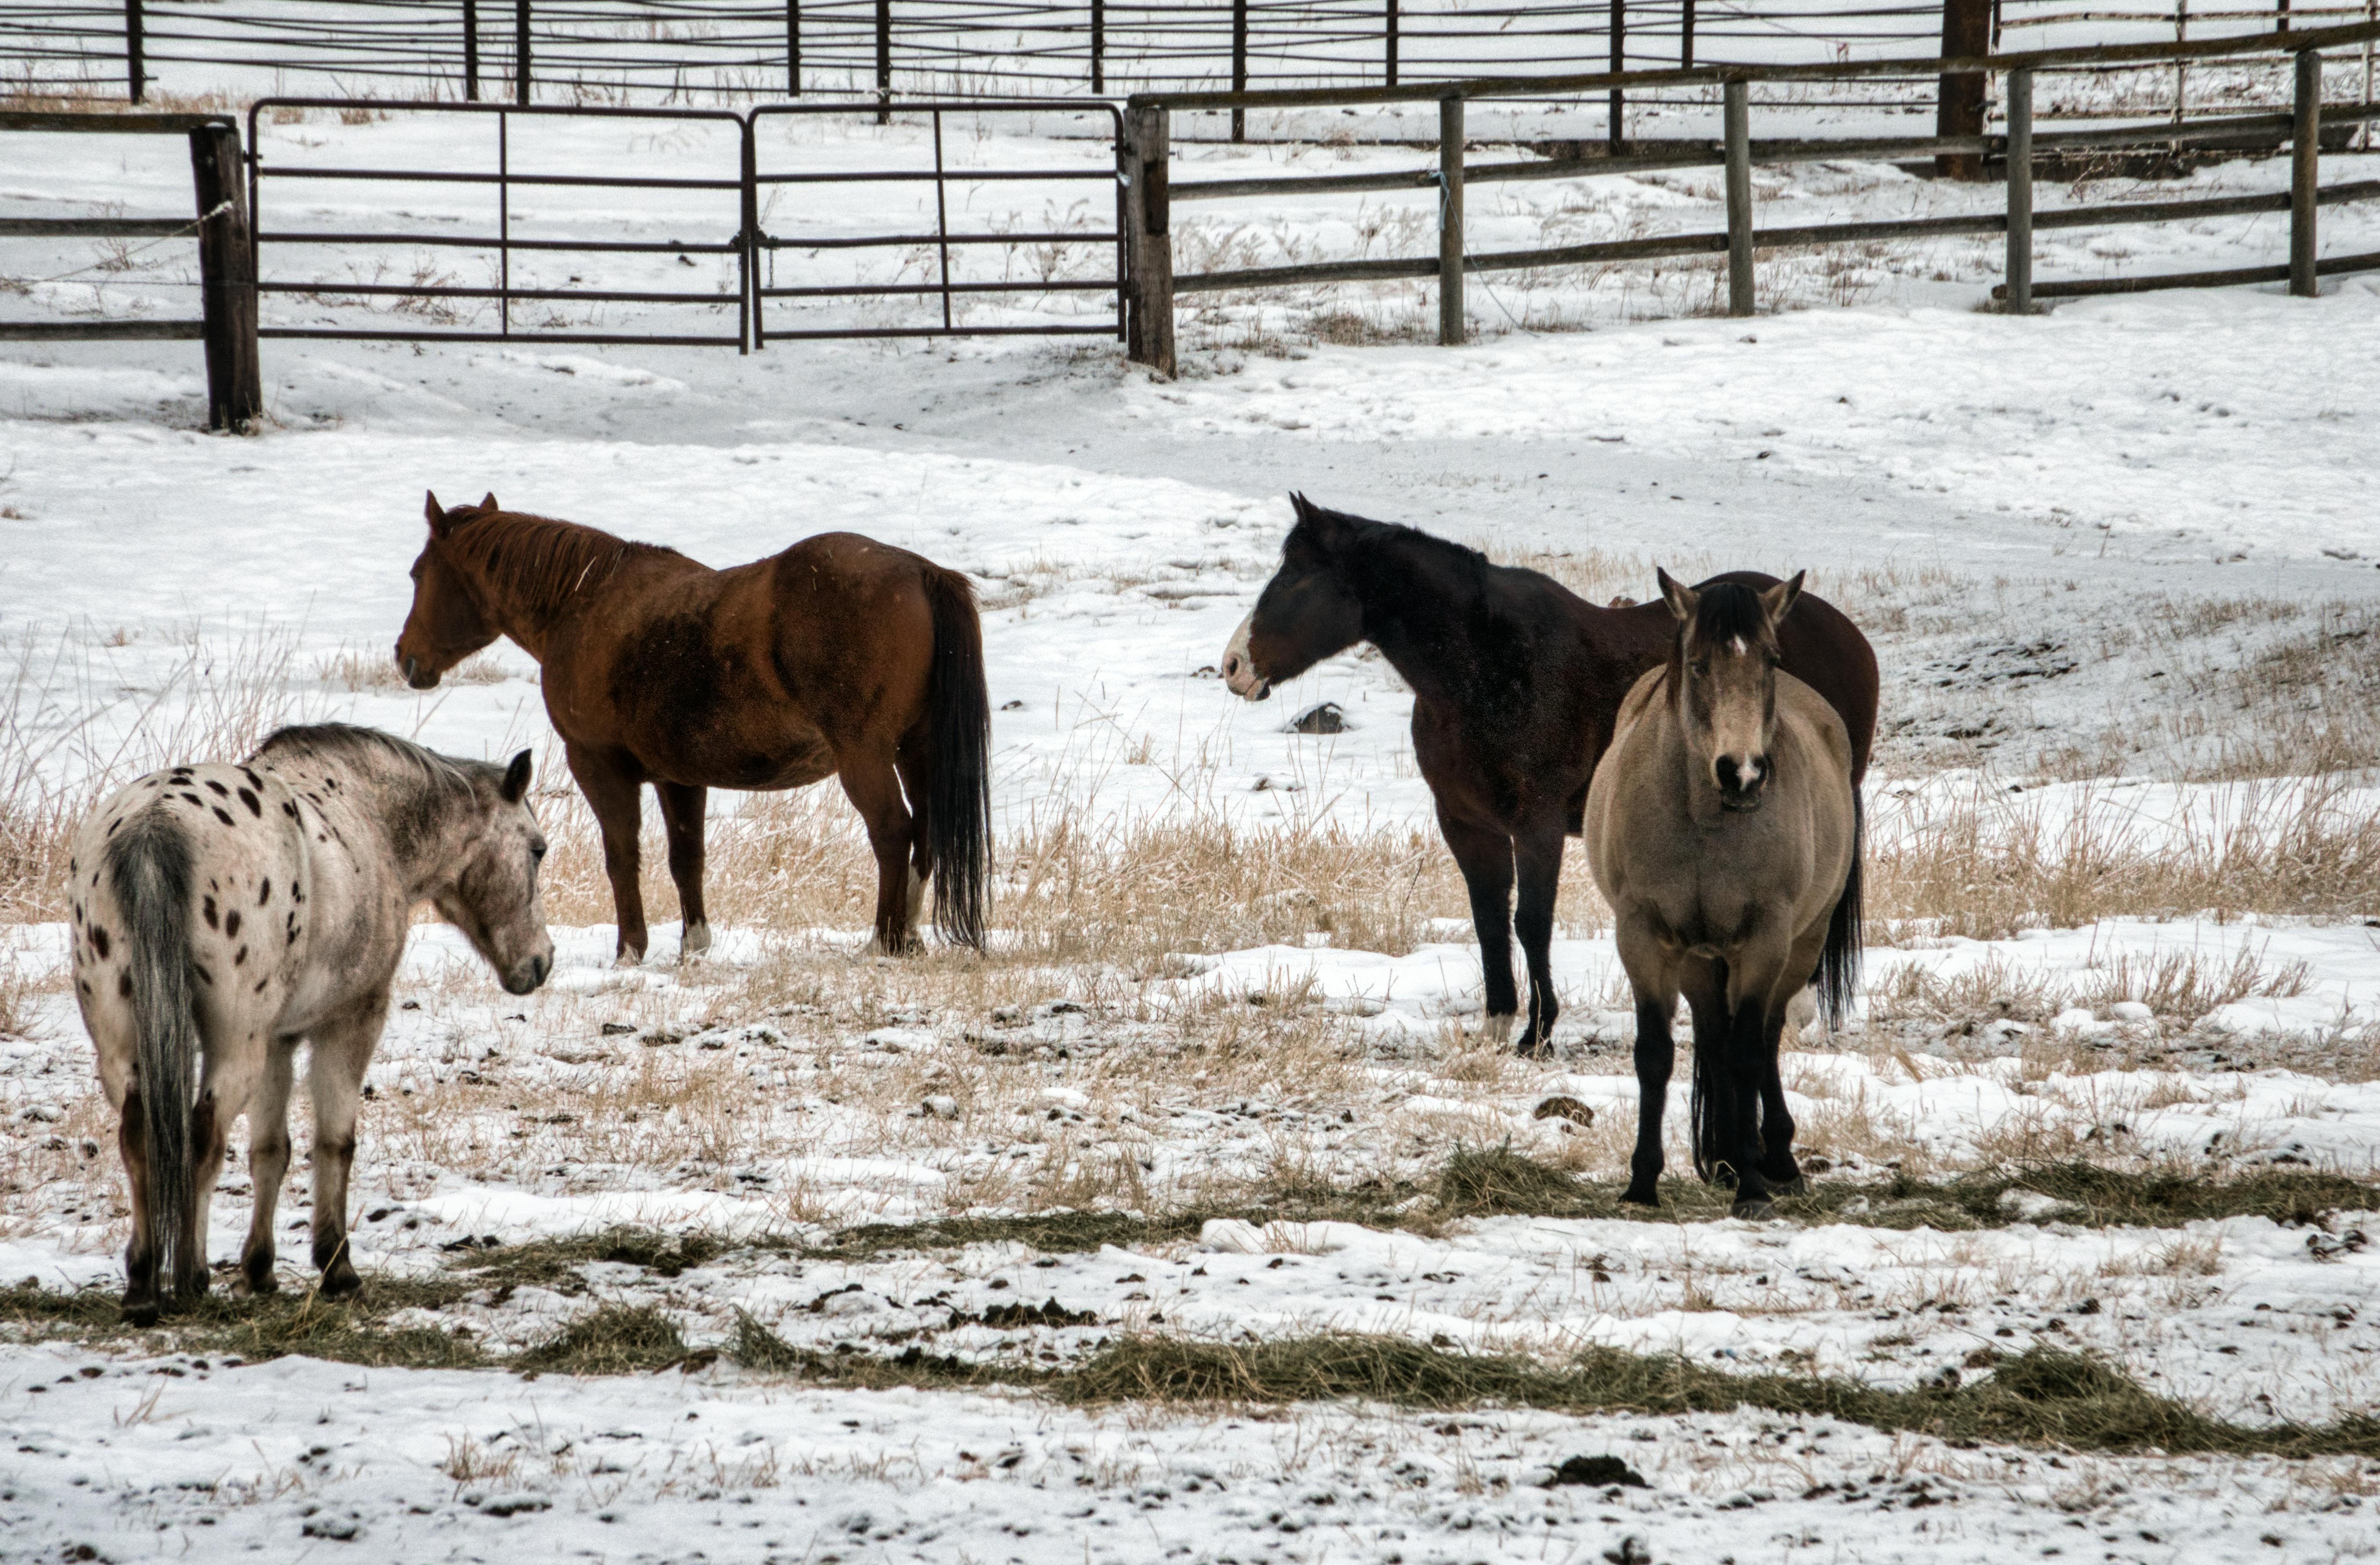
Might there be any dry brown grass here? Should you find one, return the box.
[314,644,510,693]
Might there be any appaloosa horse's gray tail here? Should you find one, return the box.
[105,812,201,1298]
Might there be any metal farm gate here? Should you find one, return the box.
[236,95,1125,352]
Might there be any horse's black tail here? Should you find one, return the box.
[921,565,991,951]
[1816,786,1865,1032]
[105,811,202,1299]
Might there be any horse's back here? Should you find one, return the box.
[68,763,312,1059]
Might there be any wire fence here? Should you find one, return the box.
[2,0,2368,118]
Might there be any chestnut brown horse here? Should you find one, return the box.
[1220,495,1876,1057]
[395,493,990,960]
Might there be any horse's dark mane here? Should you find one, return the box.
[254,722,492,788]
[1296,498,1491,588]
[444,506,681,611]
[1688,580,1768,646]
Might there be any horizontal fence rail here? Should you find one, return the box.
[1116,18,2380,369]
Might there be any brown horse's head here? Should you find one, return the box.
[1658,567,1804,813]
[395,491,501,690]
[431,748,555,996]
[1222,494,1367,701]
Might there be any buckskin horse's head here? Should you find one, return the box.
[1658,566,1804,813]
[395,491,501,690]
[1220,494,1366,702]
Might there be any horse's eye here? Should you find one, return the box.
[1689,660,1709,676]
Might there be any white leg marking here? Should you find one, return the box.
[681,920,712,958]
[1478,1013,1515,1046]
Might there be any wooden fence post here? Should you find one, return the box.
[1092,0,1104,93]
[464,0,480,100]
[1723,79,1753,316]
[787,0,801,96]
[189,124,261,432]
[1231,0,1249,142]
[1682,0,1694,68]
[1123,106,1175,375]
[514,0,531,105]
[2292,47,2321,297]
[1439,96,1465,344]
[876,0,891,124]
[2004,66,2033,312]
[1937,0,1990,179]
[1608,0,1625,154]
[1386,0,1398,88]
[124,0,143,104]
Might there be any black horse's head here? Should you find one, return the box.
[1221,494,1368,702]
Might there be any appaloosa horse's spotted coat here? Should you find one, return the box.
[67,724,553,1324]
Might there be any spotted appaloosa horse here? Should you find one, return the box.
[1220,495,1877,1057]
[66,724,553,1324]
[394,493,992,961]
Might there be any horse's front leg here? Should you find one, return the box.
[837,750,919,953]
[1510,820,1567,1058]
[655,781,711,958]
[567,743,648,965]
[1438,811,1517,1044]
[304,995,388,1299]
[1616,921,1679,1207]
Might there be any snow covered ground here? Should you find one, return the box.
[6,97,2380,1565]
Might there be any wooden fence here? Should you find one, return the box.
[1118,17,2380,372]
[0,108,262,430]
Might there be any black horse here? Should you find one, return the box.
[1221,494,1879,1056]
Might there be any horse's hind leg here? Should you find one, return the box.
[894,746,934,934]
[116,1087,161,1325]
[185,1033,267,1300]
[1438,812,1518,1042]
[568,743,649,965]
[237,1040,296,1295]
[655,782,711,958]
[837,750,919,953]
[304,996,387,1298]
[1510,822,1566,1059]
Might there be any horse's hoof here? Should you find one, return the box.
[680,921,712,958]
[1476,1013,1515,1046]
[233,1271,279,1299]
[319,1267,362,1301]
[1731,1198,1776,1220]
[615,949,643,969]
[120,1296,160,1328]
[1765,1174,1808,1197]
[1618,1187,1661,1210]
[1514,1034,1553,1061]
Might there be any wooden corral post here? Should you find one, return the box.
[1385,0,1399,87]
[1122,106,1176,376]
[2291,48,2321,296]
[876,0,891,123]
[464,0,481,100]
[188,124,261,432]
[514,0,532,105]
[1723,79,1754,316]
[1231,0,1249,142]
[1608,0,1625,154]
[1092,0,1105,93]
[1936,0,1991,179]
[787,0,801,96]
[1439,95,1465,345]
[124,0,144,104]
[2004,65,2033,312]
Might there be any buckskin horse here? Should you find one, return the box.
[1220,495,1876,1057]
[1586,571,1860,1216]
[67,723,552,1321]
[395,494,990,960]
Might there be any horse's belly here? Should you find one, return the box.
[669,727,837,791]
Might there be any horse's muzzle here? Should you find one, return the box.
[401,654,440,691]
[501,951,553,995]
[1220,614,1272,701]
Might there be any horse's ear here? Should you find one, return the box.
[500,749,533,804]
[1761,570,1806,627]
[480,491,499,512]
[1286,493,1347,553]
[425,490,454,536]
[1656,567,1697,622]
